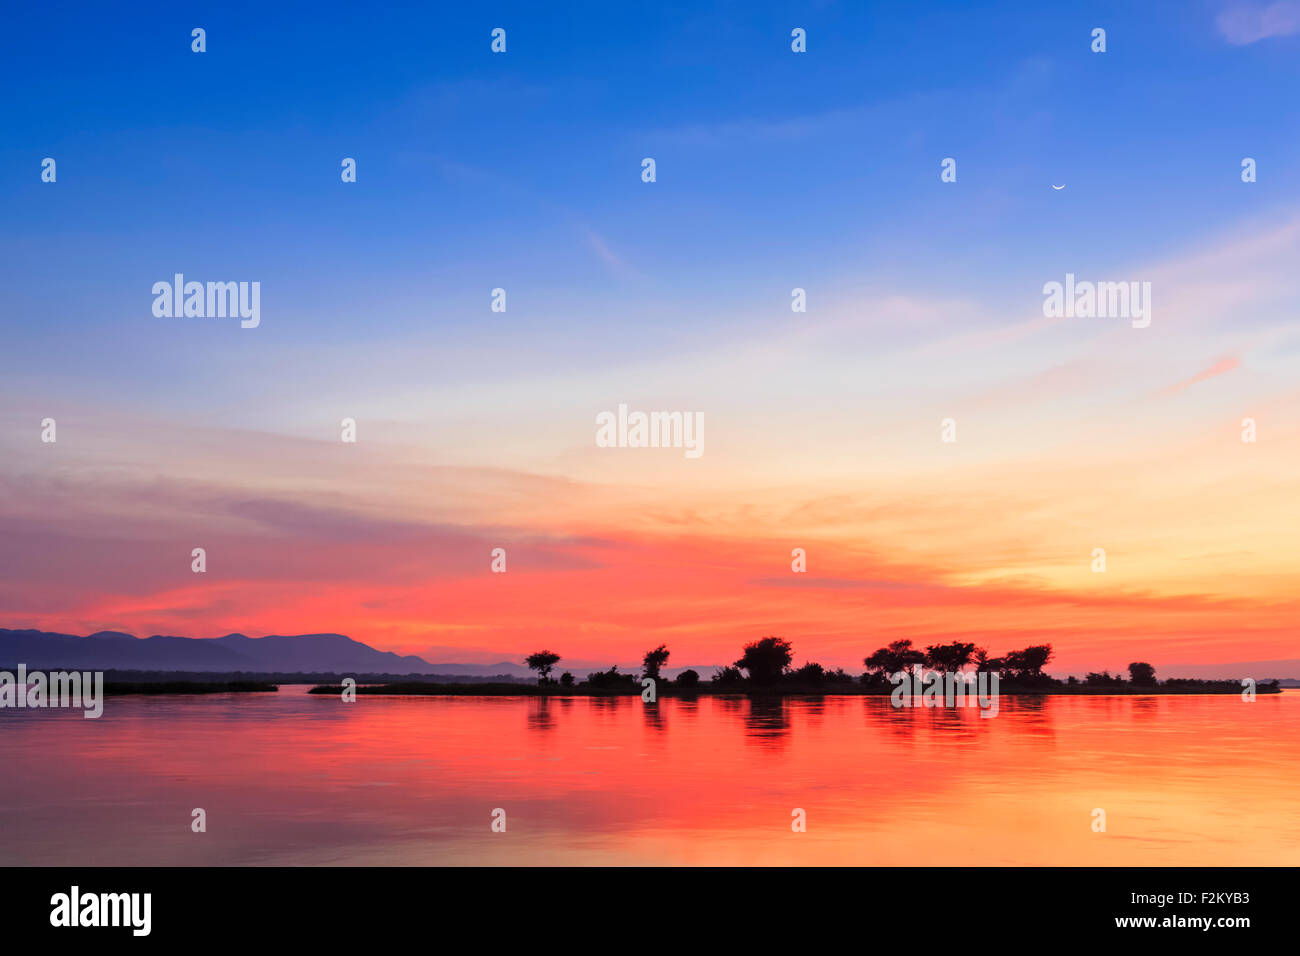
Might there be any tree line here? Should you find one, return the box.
[524,637,1173,690]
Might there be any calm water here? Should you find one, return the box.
[3,686,1298,865]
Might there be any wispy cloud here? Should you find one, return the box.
[1157,355,1241,396]
[1216,1,1300,44]
[582,228,640,280]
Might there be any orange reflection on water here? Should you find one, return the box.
[3,688,1298,865]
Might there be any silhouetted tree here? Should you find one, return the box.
[676,668,701,688]
[863,639,925,679]
[788,661,826,686]
[973,647,1005,676]
[1127,662,1158,687]
[642,644,670,681]
[584,665,638,690]
[711,665,744,686]
[736,636,794,685]
[1085,670,1124,687]
[1004,644,1053,681]
[525,650,561,684]
[924,642,978,673]
[559,671,574,687]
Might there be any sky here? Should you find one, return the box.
[1,1,1299,676]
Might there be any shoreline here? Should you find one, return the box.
[306,681,1279,698]
[102,681,279,695]
[9,676,1276,698]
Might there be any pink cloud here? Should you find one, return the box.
[1158,356,1240,396]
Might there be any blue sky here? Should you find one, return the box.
[2,1,1296,377]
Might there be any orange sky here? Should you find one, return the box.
[2,214,1298,675]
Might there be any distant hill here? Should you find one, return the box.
[0,628,441,675]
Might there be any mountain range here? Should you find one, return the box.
[0,629,722,679]
[0,628,526,676]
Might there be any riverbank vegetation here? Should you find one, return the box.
[308,638,1279,697]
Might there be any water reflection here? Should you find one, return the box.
[743,697,789,749]
[642,700,665,732]
[715,695,743,717]
[1131,696,1159,719]
[0,687,1295,866]
[527,696,554,732]
[589,695,625,716]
